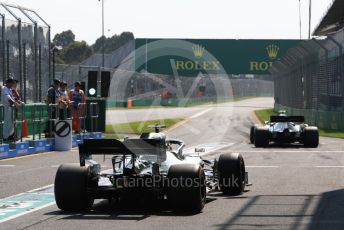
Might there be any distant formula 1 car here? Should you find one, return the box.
[250,112,319,148]
[54,125,249,213]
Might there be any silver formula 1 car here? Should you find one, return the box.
[250,112,319,148]
[54,126,248,213]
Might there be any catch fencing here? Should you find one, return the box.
[271,28,344,131]
[0,4,51,103]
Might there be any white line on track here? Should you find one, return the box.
[246,166,280,168]
[315,166,344,168]
[237,150,344,153]
[0,165,15,167]
[190,108,213,119]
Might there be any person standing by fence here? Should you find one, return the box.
[58,81,71,120]
[44,79,61,137]
[1,79,20,143]
[12,80,24,104]
[69,82,86,133]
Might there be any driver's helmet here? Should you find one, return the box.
[146,132,166,143]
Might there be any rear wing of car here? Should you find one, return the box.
[270,116,305,123]
[79,139,166,166]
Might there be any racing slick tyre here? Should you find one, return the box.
[304,127,319,148]
[217,153,246,195]
[250,125,256,144]
[54,164,94,211]
[254,127,270,147]
[167,164,206,213]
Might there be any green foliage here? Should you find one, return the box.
[53,30,75,47]
[93,32,134,53]
[255,109,277,123]
[53,30,134,64]
[60,41,93,64]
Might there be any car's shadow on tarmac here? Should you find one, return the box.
[45,197,219,219]
[251,143,317,149]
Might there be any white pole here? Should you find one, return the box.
[308,0,312,39]
[299,0,302,40]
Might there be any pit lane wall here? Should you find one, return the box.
[0,102,104,160]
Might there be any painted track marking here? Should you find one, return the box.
[315,166,344,168]
[190,108,213,119]
[246,166,280,168]
[0,184,55,223]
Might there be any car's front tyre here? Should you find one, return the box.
[254,127,270,147]
[304,127,319,148]
[250,125,256,144]
[217,153,246,195]
[167,164,206,213]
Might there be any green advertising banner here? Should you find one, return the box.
[135,39,301,75]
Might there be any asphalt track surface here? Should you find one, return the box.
[1,97,344,230]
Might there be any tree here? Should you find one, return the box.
[52,30,134,64]
[60,41,93,64]
[53,30,75,47]
[93,32,134,53]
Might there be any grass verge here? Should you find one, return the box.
[254,108,344,139]
[254,108,277,123]
[105,118,183,139]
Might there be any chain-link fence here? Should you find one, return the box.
[0,4,51,103]
[271,28,344,130]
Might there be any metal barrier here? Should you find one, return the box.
[0,105,4,144]
[13,103,25,143]
[46,104,59,138]
[31,103,46,140]
[89,102,99,133]
[59,103,73,121]
[77,102,87,133]
[0,102,102,146]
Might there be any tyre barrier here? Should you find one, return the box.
[0,102,103,160]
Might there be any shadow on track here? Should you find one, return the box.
[251,142,318,149]
[213,190,344,229]
[44,197,218,220]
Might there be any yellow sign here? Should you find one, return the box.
[175,44,220,71]
[192,44,205,59]
[266,44,279,60]
[249,44,280,71]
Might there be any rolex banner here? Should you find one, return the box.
[135,39,301,75]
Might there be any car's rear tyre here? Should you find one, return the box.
[250,125,256,144]
[167,164,206,213]
[217,153,246,195]
[54,164,94,211]
[304,127,319,148]
[254,127,270,147]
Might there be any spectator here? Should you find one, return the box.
[12,80,24,104]
[58,81,71,120]
[44,79,61,137]
[1,79,20,143]
[69,81,86,133]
